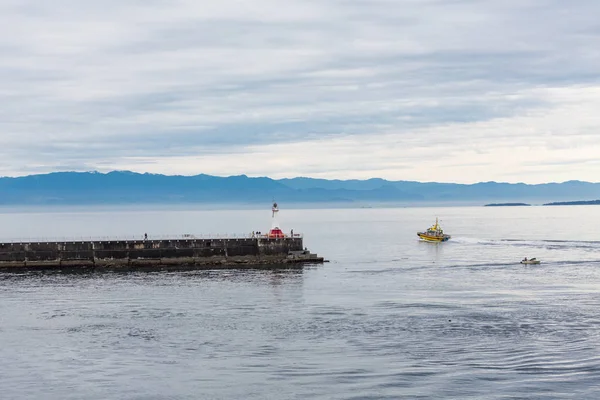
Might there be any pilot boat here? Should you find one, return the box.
[417,218,451,242]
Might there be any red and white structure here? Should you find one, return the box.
[267,202,286,238]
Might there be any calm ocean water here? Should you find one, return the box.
[1,205,600,399]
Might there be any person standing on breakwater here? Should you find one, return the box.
[144,233,148,241]
[291,229,294,237]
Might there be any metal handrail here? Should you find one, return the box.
[0,233,304,244]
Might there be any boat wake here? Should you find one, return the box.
[444,259,600,269]
[452,237,600,251]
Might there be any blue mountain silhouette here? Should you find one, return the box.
[0,171,598,205]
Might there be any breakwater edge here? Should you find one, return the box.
[0,235,324,272]
[0,203,325,272]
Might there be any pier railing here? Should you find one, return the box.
[0,233,304,244]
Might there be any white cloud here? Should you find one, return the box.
[0,0,599,182]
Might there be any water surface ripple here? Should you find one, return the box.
[1,206,600,399]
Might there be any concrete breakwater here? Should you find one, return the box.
[0,236,324,271]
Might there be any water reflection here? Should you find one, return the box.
[419,239,445,264]
[0,266,306,287]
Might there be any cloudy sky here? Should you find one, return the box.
[1,0,599,183]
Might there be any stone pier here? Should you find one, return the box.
[0,236,325,271]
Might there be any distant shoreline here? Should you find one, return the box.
[0,171,599,205]
[543,200,600,206]
[484,203,531,207]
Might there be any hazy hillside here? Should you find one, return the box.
[0,171,598,205]
[281,177,600,201]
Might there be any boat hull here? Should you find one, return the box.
[520,260,541,265]
[417,233,450,242]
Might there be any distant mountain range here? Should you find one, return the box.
[484,201,600,206]
[484,203,531,207]
[544,200,600,206]
[0,171,599,206]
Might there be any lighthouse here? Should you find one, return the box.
[267,202,285,238]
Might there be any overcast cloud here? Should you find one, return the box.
[1,0,599,183]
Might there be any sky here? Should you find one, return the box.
[1,0,599,183]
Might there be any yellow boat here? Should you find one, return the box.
[417,218,451,242]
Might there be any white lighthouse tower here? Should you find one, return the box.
[267,202,285,238]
